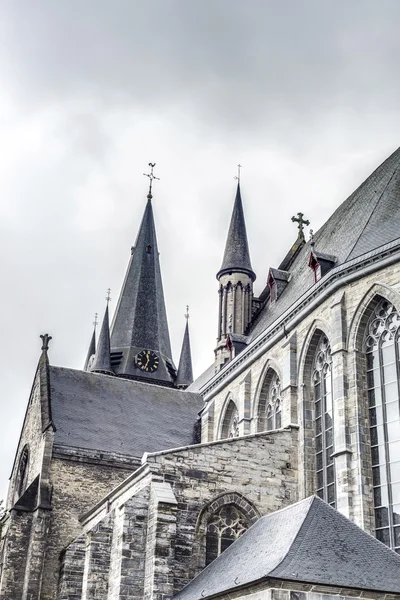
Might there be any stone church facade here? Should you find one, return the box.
[2,151,400,599]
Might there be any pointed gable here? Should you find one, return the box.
[174,497,400,600]
[217,184,255,280]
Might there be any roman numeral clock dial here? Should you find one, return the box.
[135,350,159,373]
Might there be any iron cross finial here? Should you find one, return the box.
[291,212,310,239]
[93,312,99,329]
[106,288,111,305]
[234,164,242,183]
[143,162,160,199]
[185,305,190,321]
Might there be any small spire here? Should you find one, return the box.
[291,212,310,240]
[217,182,256,281]
[83,314,97,371]
[40,334,52,352]
[90,301,113,375]
[176,307,194,389]
[143,162,160,200]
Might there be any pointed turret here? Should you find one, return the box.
[110,166,175,384]
[217,183,256,281]
[176,310,194,389]
[83,327,96,371]
[90,304,113,375]
[215,183,256,371]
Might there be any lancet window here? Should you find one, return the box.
[205,504,248,565]
[313,335,335,506]
[16,446,29,498]
[257,369,282,432]
[365,299,400,553]
[220,399,240,439]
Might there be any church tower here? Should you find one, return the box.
[215,182,256,371]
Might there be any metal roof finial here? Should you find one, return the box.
[106,288,111,305]
[291,212,310,239]
[143,162,160,200]
[234,164,242,183]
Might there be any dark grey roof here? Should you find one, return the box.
[83,327,95,371]
[90,305,113,375]
[269,268,290,282]
[248,146,400,341]
[176,321,194,388]
[110,196,175,383]
[174,497,400,600]
[49,366,204,457]
[187,363,215,393]
[217,184,256,281]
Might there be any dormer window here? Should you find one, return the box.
[309,252,321,283]
[267,268,289,303]
[268,274,277,303]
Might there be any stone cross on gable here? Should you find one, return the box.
[291,212,310,239]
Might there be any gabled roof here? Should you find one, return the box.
[217,183,256,281]
[49,366,203,457]
[248,146,400,340]
[174,497,400,600]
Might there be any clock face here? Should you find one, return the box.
[136,349,159,373]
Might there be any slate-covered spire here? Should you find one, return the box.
[176,309,194,388]
[90,304,113,375]
[83,327,96,371]
[110,169,175,384]
[217,183,256,281]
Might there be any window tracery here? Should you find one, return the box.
[313,335,335,507]
[205,504,248,565]
[365,298,400,553]
[257,369,282,432]
[220,399,240,439]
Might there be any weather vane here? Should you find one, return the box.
[106,288,111,305]
[185,305,190,321]
[291,212,310,239]
[143,162,160,198]
[93,312,99,329]
[234,164,242,183]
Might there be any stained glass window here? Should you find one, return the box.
[365,299,400,553]
[205,504,248,565]
[313,335,335,507]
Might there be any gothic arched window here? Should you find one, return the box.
[205,504,248,565]
[365,298,400,553]
[257,369,282,432]
[16,446,29,498]
[220,399,240,439]
[313,335,335,506]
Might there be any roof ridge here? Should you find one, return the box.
[344,157,400,261]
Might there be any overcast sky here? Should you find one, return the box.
[1,0,400,500]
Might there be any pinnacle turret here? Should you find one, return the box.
[176,311,194,388]
[217,183,255,281]
[83,328,96,371]
[90,304,113,375]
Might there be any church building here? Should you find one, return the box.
[2,150,400,600]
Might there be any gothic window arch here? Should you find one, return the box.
[16,445,29,498]
[312,334,335,506]
[220,398,239,439]
[256,368,282,432]
[365,298,400,552]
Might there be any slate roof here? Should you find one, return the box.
[49,366,204,457]
[83,327,95,371]
[187,363,216,393]
[176,321,194,388]
[174,497,400,600]
[248,145,400,340]
[217,183,256,281]
[110,195,175,383]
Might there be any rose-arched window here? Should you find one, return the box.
[205,504,248,565]
[257,369,282,432]
[365,298,400,553]
[313,335,335,507]
[220,399,239,439]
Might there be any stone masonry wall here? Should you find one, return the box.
[203,261,400,534]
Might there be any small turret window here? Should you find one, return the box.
[146,245,152,254]
[16,446,29,498]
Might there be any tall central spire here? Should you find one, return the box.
[110,166,175,384]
